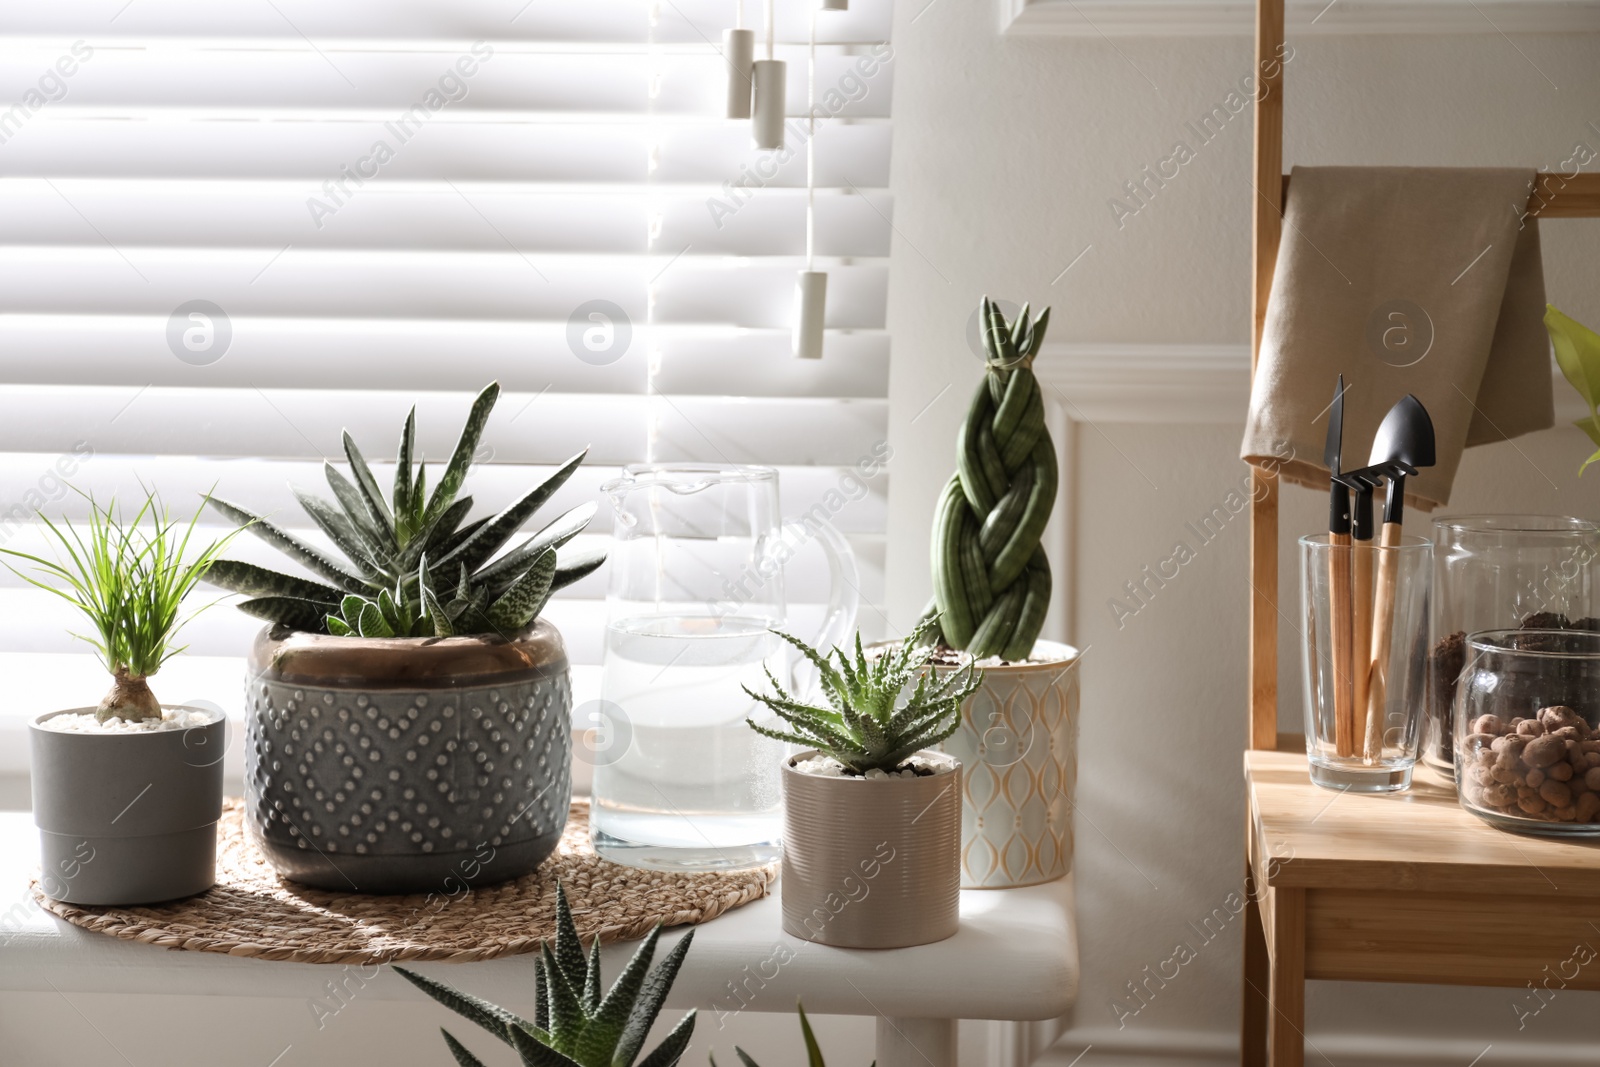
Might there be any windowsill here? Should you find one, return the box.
[0,800,1077,1024]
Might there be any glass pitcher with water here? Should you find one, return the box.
[592,464,859,870]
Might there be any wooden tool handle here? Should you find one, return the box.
[1351,539,1374,756]
[1329,532,1354,758]
[1363,522,1402,760]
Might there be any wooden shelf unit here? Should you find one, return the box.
[1242,2,1600,1063]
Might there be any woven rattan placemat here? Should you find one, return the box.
[33,798,775,965]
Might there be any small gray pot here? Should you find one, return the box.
[245,620,572,894]
[31,706,226,906]
[780,750,961,949]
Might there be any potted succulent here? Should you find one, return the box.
[745,619,980,949]
[7,490,238,905]
[395,883,696,1067]
[925,298,1081,889]
[204,382,603,893]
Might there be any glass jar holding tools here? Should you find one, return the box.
[1300,533,1432,792]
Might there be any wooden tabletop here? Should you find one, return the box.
[1247,750,1600,897]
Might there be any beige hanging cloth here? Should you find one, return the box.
[1240,165,1553,509]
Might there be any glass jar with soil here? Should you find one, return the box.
[1427,516,1600,777]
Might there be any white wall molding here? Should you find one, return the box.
[1001,0,1600,37]
[1032,342,1252,426]
[1032,341,1586,426]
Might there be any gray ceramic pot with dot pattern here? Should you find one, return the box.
[245,619,572,894]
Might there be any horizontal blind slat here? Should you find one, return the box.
[2,181,893,258]
[0,387,887,465]
[1,0,891,45]
[0,47,892,118]
[1,118,891,185]
[0,318,888,397]
[0,253,889,329]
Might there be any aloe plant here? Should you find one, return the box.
[396,884,695,1067]
[0,489,240,722]
[203,381,603,637]
[743,617,981,775]
[710,1003,871,1067]
[926,297,1056,661]
[1545,305,1600,476]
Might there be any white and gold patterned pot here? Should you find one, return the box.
[938,640,1079,889]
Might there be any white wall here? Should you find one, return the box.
[883,7,1600,1062]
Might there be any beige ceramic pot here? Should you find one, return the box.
[780,750,961,949]
[938,640,1079,889]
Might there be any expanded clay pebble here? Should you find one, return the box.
[1461,706,1600,825]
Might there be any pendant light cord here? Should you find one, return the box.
[765,0,775,60]
[806,6,816,271]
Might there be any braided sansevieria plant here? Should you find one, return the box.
[928,298,1056,661]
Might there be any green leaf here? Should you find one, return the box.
[551,884,588,989]
[583,937,603,1015]
[1546,304,1600,412]
[615,930,693,1067]
[541,944,584,1051]
[343,430,396,533]
[324,460,397,553]
[550,550,606,595]
[236,595,339,632]
[1575,415,1600,449]
[632,1010,695,1067]
[201,559,346,603]
[478,502,599,589]
[292,486,389,577]
[509,1024,585,1067]
[1583,447,1600,477]
[580,926,661,1065]
[797,1004,826,1067]
[425,381,501,526]
[436,449,589,577]
[486,548,557,633]
[393,967,532,1046]
[442,1029,492,1067]
[394,406,417,528]
[340,593,368,625]
[326,615,353,636]
[356,600,394,637]
[206,496,370,592]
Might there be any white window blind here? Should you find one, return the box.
[0,0,894,684]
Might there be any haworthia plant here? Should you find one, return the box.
[395,884,696,1067]
[743,617,981,775]
[927,297,1056,661]
[203,381,605,637]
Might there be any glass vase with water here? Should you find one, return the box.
[593,464,858,871]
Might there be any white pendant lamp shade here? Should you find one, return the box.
[793,271,827,359]
[751,59,786,150]
[820,0,848,9]
[723,28,754,119]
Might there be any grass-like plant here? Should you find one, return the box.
[710,1002,870,1067]
[396,884,696,1067]
[0,489,240,723]
[203,381,603,638]
[743,618,982,775]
